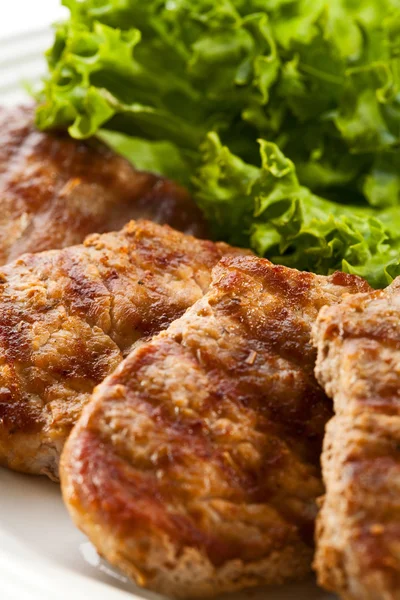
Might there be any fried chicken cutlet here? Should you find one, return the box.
[313,278,400,599]
[61,256,370,598]
[0,105,205,264]
[0,220,242,481]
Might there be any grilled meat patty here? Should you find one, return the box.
[0,105,205,265]
[61,256,370,598]
[0,220,242,480]
[313,278,400,600]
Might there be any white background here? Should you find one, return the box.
[0,1,67,37]
[0,1,68,105]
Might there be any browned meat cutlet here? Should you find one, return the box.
[0,220,243,481]
[61,256,370,598]
[313,278,400,600]
[0,105,205,264]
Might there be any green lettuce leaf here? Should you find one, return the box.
[35,0,400,286]
[195,133,400,288]
[98,130,191,186]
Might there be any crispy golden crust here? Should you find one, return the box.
[0,220,240,480]
[0,105,205,264]
[313,279,400,600]
[61,257,370,598]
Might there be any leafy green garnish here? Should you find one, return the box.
[196,133,400,288]
[36,0,400,286]
[98,130,192,187]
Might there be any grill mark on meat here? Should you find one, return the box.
[0,220,246,478]
[70,428,284,568]
[44,335,117,382]
[0,105,207,265]
[313,279,400,599]
[57,251,113,330]
[219,257,314,304]
[74,423,303,568]
[114,341,324,548]
[0,396,44,435]
[184,343,328,462]
[61,255,371,598]
[0,309,32,363]
[328,270,370,290]
[75,350,310,550]
[212,266,323,370]
[124,224,224,282]
[0,365,44,434]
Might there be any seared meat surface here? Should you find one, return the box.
[61,256,370,598]
[0,105,205,264]
[313,278,400,600]
[0,220,240,480]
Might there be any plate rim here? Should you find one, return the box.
[1,527,138,600]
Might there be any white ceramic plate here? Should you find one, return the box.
[0,22,335,600]
[0,466,333,600]
[0,0,67,106]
